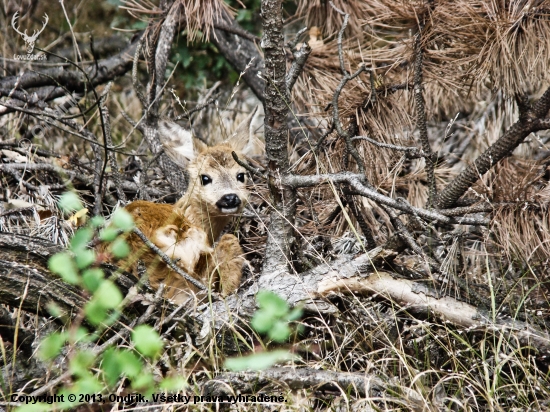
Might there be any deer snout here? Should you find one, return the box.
[216,194,241,213]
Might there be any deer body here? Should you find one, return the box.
[116,111,258,303]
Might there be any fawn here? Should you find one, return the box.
[117,110,259,303]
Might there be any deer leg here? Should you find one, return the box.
[204,234,244,296]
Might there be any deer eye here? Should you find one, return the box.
[201,175,212,185]
[236,173,246,183]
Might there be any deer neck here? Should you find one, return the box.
[175,195,231,246]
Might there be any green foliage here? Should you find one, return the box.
[132,325,164,359]
[38,332,67,361]
[58,191,83,213]
[110,237,130,258]
[111,208,134,232]
[48,252,79,284]
[224,291,303,372]
[29,192,168,410]
[251,290,302,342]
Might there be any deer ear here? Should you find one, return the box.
[158,119,197,166]
[225,107,259,155]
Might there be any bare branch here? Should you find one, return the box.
[413,23,437,205]
[435,87,550,209]
[131,227,208,292]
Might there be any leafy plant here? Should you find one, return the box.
[18,194,182,411]
[224,291,302,371]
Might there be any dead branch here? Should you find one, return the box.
[413,22,437,205]
[0,34,142,112]
[131,227,207,291]
[286,32,312,93]
[204,367,389,398]
[283,172,489,226]
[211,11,265,102]
[0,162,169,199]
[99,83,126,203]
[317,270,550,355]
[435,87,550,209]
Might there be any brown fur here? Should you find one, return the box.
[107,110,258,303]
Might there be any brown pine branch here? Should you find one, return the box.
[435,87,550,209]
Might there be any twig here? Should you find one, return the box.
[213,21,260,43]
[131,227,208,291]
[351,135,427,159]
[283,172,489,226]
[329,2,369,174]
[286,27,311,93]
[435,86,550,209]
[204,367,388,398]
[99,83,127,203]
[413,23,437,206]
[231,151,267,179]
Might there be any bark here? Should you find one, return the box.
[203,367,389,398]
[260,0,297,274]
[435,87,550,209]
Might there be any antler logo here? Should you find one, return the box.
[12,12,49,54]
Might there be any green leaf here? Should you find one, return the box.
[251,310,275,334]
[75,249,96,270]
[99,227,120,242]
[224,350,296,372]
[269,321,291,342]
[95,281,122,309]
[286,307,303,322]
[48,252,79,284]
[70,227,93,252]
[73,327,90,343]
[131,372,154,392]
[71,374,102,395]
[112,208,134,232]
[110,238,130,259]
[46,302,62,318]
[118,350,143,379]
[257,291,289,318]
[84,300,107,325]
[160,376,187,391]
[58,191,83,213]
[132,325,163,358]
[89,215,105,228]
[38,332,66,361]
[102,348,122,386]
[69,350,96,378]
[82,268,104,293]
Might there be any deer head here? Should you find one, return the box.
[158,108,261,242]
[12,12,49,54]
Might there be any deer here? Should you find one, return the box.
[11,12,49,54]
[111,110,260,304]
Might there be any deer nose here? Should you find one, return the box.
[216,194,241,210]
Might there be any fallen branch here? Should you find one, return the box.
[203,367,389,398]
[317,270,550,355]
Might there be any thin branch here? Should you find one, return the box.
[413,23,437,205]
[213,21,260,43]
[352,135,427,158]
[231,151,267,179]
[283,172,489,226]
[99,83,127,203]
[131,227,208,292]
